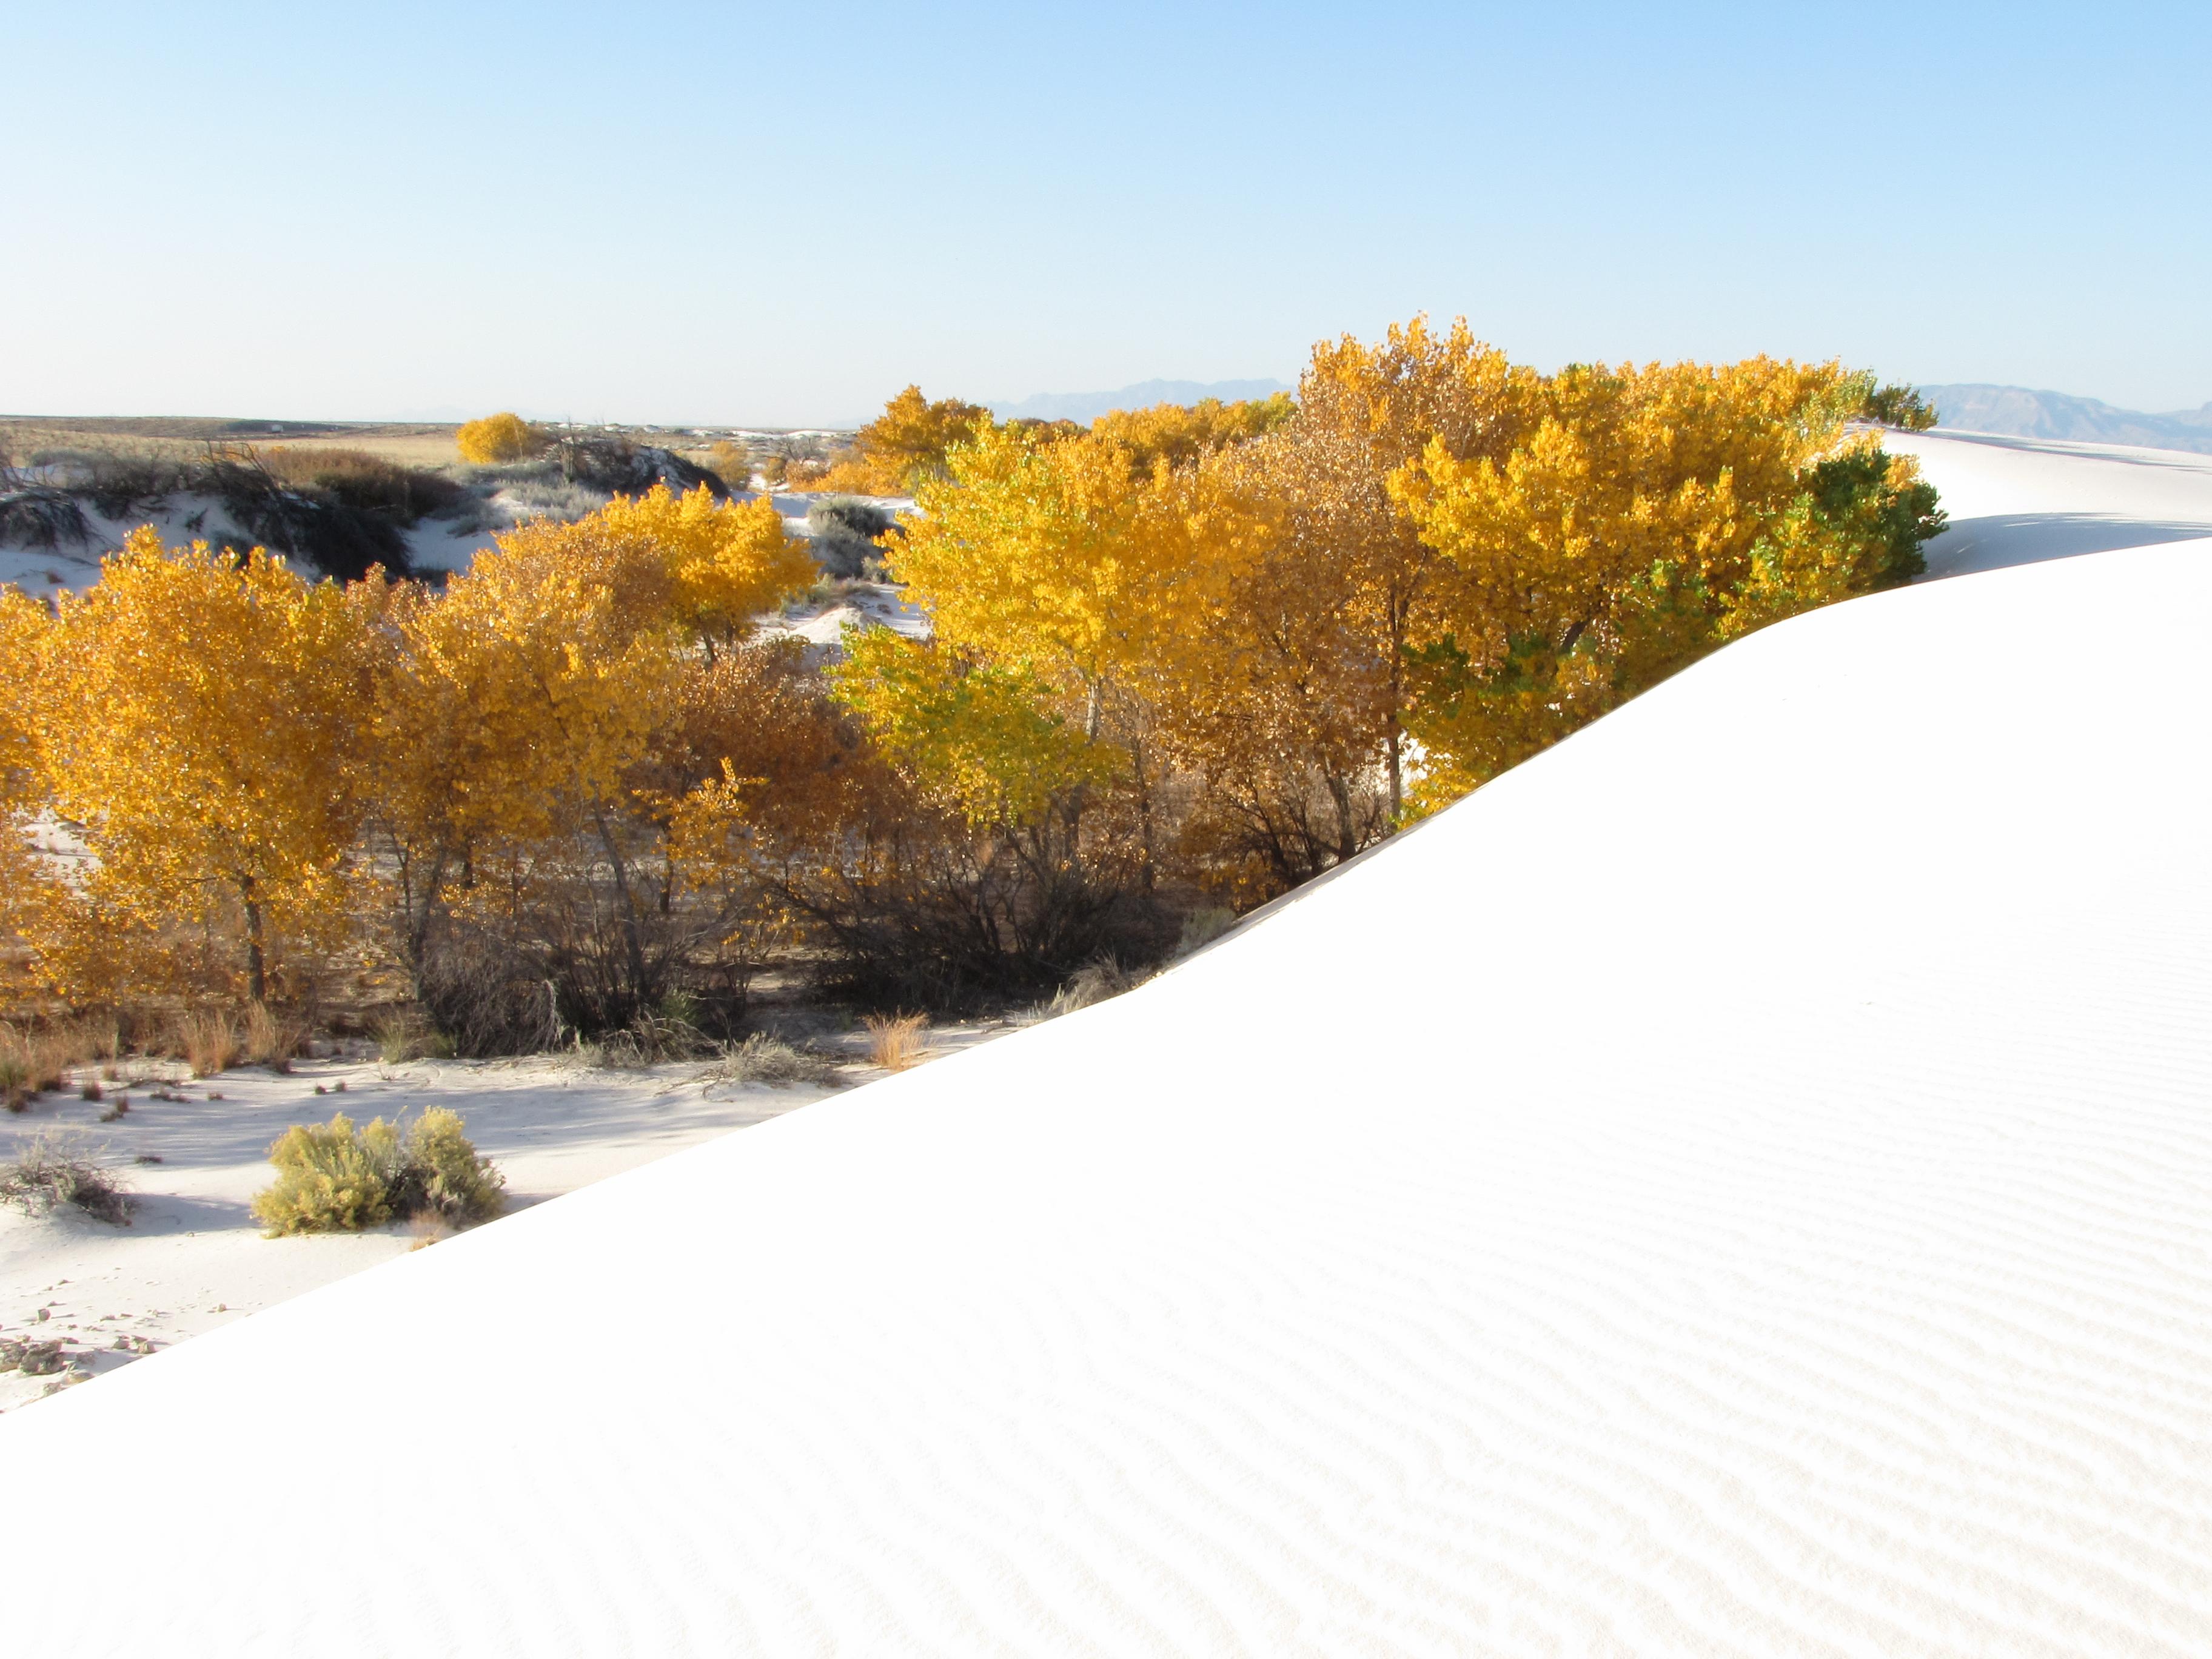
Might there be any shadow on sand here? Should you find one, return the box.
[1923,514,2212,580]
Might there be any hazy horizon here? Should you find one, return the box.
[7,2,2208,426]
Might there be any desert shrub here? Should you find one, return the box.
[0,486,90,549]
[865,1011,929,1071]
[411,939,566,1059]
[1047,957,1150,1017]
[199,451,414,581]
[81,450,190,517]
[371,1008,454,1064]
[252,1108,502,1236]
[806,496,897,578]
[700,1032,844,1087]
[387,1107,506,1226]
[585,1005,717,1068]
[550,435,726,499]
[0,1133,133,1225]
[457,412,544,464]
[497,472,611,522]
[703,440,754,489]
[261,446,464,521]
[252,1113,401,1234]
[176,1010,242,1077]
[1175,906,1238,956]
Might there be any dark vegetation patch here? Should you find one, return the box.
[806,497,899,578]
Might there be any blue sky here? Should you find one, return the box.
[5,1,2207,425]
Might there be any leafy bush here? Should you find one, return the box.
[252,1113,398,1234]
[457,412,544,464]
[251,1108,503,1236]
[1858,381,1939,431]
[0,1133,133,1225]
[389,1108,507,1226]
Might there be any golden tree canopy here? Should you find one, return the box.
[26,531,380,1000]
[456,411,543,464]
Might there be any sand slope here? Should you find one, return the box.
[7,512,2212,1653]
[1892,427,2212,578]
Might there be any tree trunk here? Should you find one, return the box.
[1326,770,1359,865]
[1385,724,1403,829]
[240,876,267,1005]
[591,806,653,1006]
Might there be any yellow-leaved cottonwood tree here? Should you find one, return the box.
[1392,354,1941,794]
[18,531,380,1003]
[455,412,542,464]
[369,484,814,1027]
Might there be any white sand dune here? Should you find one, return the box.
[1894,428,2212,578]
[7,456,2212,1654]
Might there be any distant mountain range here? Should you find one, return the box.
[988,378,1292,424]
[1925,384,2212,454]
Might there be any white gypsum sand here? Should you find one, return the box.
[1892,427,2212,578]
[0,1054,839,1413]
[0,1020,1011,1415]
[2,443,2211,1654]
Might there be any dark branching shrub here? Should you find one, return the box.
[806,496,898,578]
[251,1108,503,1236]
[0,486,90,550]
[415,942,565,1059]
[785,834,1176,1012]
[261,447,465,521]
[0,1134,133,1225]
[81,452,190,517]
[203,452,414,581]
[554,437,727,500]
[586,1005,719,1068]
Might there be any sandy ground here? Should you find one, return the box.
[0,1019,1015,1415]
[12,531,2212,1653]
[1897,427,2212,577]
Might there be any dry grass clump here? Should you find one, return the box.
[371,1008,455,1064]
[865,1012,930,1072]
[582,1005,719,1069]
[176,1010,241,1078]
[0,1133,133,1225]
[1047,958,1151,1018]
[242,1003,307,1071]
[700,1032,845,1088]
[251,1108,504,1236]
[0,1014,125,1106]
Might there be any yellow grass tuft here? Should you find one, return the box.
[176,1010,241,1078]
[864,1012,930,1073]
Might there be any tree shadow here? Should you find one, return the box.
[1922,514,2212,580]
[1924,429,2212,469]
